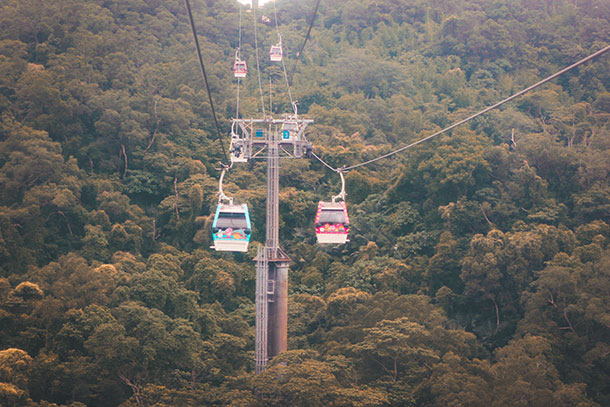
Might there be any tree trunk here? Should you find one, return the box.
[479,203,493,227]
[563,309,577,336]
[118,372,142,407]
[120,144,128,178]
[57,211,73,236]
[493,299,500,330]
[145,99,160,153]
[174,177,180,220]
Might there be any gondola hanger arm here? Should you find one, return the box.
[331,168,346,203]
[217,163,233,204]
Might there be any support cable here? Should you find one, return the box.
[270,76,273,113]
[235,5,243,119]
[272,0,282,44]
[313,44,610,173]
[311,151,337,172]
[183,0,229,164]
[288,0,322,86]
[281,56,296,115]
[236,77,241,120]
[272,0,296,114]
[252,1,266,116]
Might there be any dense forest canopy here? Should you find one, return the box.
[0,0,609,406]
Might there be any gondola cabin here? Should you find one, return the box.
[212,203,252,252]
[269,44,283,62]
[233,59,248,78]
[315,201,349,244]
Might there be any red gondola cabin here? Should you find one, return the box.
[269,44,283,62]
[315,201,349,244]
[233,59,247,78]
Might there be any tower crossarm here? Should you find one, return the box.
[232,117,313,161]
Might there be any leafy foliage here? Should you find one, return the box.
[0,0,608,405]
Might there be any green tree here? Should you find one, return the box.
[490,335,597,407]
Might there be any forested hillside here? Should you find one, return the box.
[0,0,609,405]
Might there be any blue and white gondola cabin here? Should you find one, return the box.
[212,203,252,252]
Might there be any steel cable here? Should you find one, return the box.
[235,5,243,119]
[288,0,322,86]
[183,0,229,164]
[313,44,610,173]
[252,1,266,116]
[273,0,296,114]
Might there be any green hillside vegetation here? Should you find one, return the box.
[0,0,609,405]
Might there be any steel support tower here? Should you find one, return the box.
[231,116,312,373]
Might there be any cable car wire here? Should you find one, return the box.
[272,0,282,44]
[272,0,296,114]
[281,54,296,115]
[311,151,338,172]
[236,5,243,119]
[183,0,229,164]
[252,1,266,116]
[312,44,610,173]
[288,0,322,86]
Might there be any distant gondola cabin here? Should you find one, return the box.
[269,44,283,62]
[233,60,247,78]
